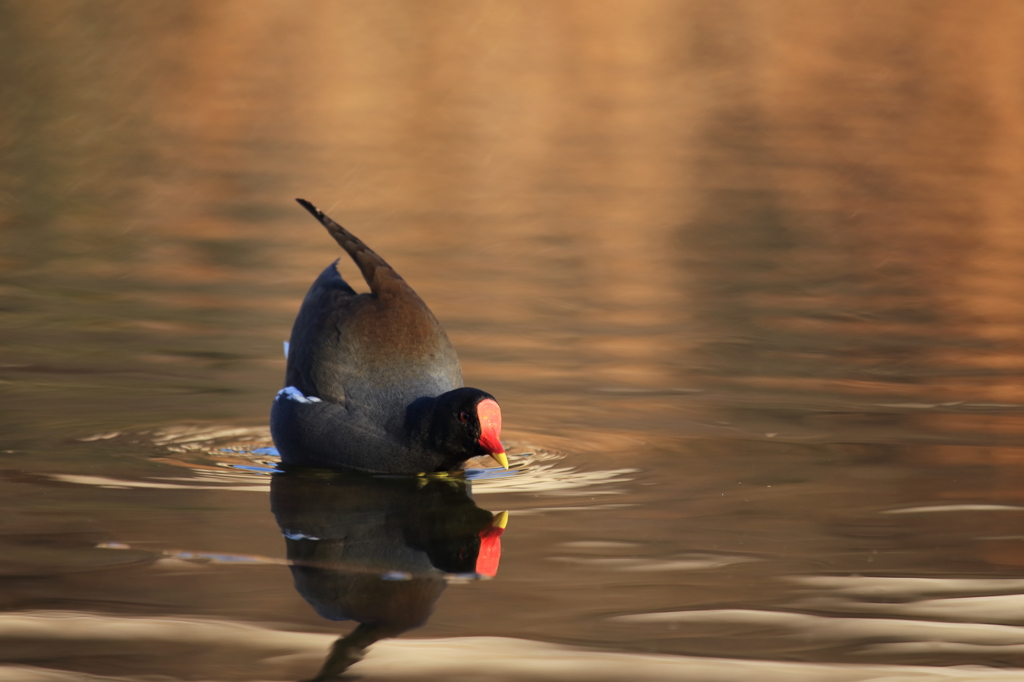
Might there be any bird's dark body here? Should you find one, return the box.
[270,200,501,473]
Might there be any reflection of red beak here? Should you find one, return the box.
[476,399,507,469]
[475,510,508,578]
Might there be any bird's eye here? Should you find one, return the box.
[458,411,470,424]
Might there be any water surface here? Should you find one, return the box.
[3,2,1024,680]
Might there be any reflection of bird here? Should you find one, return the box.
[270,470,507,681]
[271,199,507,474]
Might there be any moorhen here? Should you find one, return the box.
[270,199,507,473]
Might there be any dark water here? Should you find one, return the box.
[4,2,1024,680]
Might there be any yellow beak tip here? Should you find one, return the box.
[491,451,509,470]
[493,510,509,529]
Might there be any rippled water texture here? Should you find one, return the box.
[3,2,1024,680]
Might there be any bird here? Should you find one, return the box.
[270,199,507,474]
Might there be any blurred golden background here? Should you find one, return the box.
[4,1,1024,449]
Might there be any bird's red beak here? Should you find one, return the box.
[475,510,508,577]
[476,399,507,469]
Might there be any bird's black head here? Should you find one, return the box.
[426,387,507,471]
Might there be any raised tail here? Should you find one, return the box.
[296,198,401,296]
